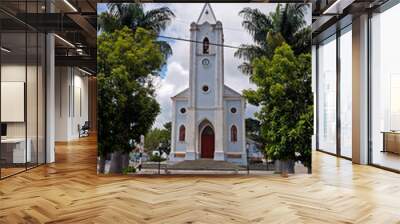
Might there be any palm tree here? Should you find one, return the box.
[235,4,311,74]
[98,3,175,60]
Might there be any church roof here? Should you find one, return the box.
[223,85,243,98]
[171,88,189,99]
[171,85,242,100]
[197,3,217,24]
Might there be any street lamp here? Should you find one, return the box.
[246,143,250,175]
[138,135,144,171]
[158,143,162,175]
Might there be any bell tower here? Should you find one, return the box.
[188,3,224,109]
[185,3,225,160]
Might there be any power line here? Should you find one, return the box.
[174,19,246,33]
[109,24,243,49]
[157,35,241,49]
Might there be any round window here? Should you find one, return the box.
[202,58,210,66]
[180,108,186,114]
[231,107,237,113]
[202,85,209,92]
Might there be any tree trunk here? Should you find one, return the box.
[121,153,130,170]
[98,155,106,174]
[307,166,312,174]
[274,160,282,173]
[109,151,123,174]
[288,160,295,174]
[274,160,294,177]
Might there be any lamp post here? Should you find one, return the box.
[138,135,144,171]
[246,143,250,175]
[158,143,162,175]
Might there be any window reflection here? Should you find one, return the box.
[317,35,337,155]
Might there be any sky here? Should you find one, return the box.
[98,3,311,128]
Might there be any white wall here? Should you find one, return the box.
[1,65,35,138]
[1,63,46,164]
[1,65,26,136]
[55,66,89,141]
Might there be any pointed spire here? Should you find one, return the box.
[197,3,217,24]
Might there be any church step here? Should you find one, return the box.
[167,159,245,171]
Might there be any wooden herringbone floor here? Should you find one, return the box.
[1,136,400,223]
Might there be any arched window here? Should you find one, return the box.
[179,125,186,142]
[203,37,209,54]
[231,125,237,142]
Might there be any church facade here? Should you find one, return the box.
[170,4,247,165]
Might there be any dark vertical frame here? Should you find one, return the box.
[336,28,341,157]
[25,0,28,171]
[367,10,373,165]
[69,70,71,117]
[44,0,47,164]
[36,0,39,167]
[315,44,320,151]
[59,68,62,117]
[73,68,75,118]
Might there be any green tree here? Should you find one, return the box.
[245,118,263,143]
[144,122,171,155]
[97,27,164,173]
[244,43,312,173]
[246,118,261,136]
[235,4,310,74]
[163,121,172,134]
[98,3,175,62]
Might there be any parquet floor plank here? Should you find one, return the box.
[0,136,399,223]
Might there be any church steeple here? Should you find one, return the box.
[188,2,224,111]
[197,3,217,24]
[171,3,246,165]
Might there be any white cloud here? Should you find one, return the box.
[153,61,189,127]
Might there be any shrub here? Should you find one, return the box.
[149,154,166,162]
[122,166,137,174]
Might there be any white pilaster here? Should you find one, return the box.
[188,22,197,108]
[213,22,225,161]
[185,108,196,160]
[214,108,224,160]
[170,99,176,159]
[241,99,247,165]
[185,23,197,160]
[215,21,224,108]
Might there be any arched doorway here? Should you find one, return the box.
[201,126,215,158]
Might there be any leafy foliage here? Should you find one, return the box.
[245,118,263,143]
[235,4,311,74]
[122,166,137,174]
[149,154,166,162]
[97,27,164,156]
[98,3,175,63]
[144,122,171,155]
[244,43,312,170]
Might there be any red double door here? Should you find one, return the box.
[201,126,215,158]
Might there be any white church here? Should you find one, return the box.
[170,3,247,165]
